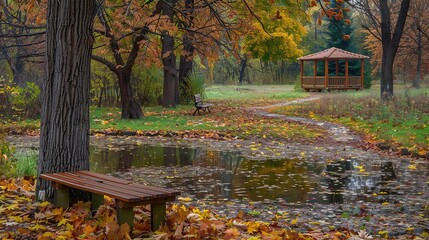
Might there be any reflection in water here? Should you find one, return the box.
[89,144,408,204]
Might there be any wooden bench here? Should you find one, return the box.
[193,94,213,116]
[40,170,180,230]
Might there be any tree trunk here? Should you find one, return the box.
[413,30,422,89]
[380,45,395,100]
[379,0,411,100]
[177,0,195,103]
[161,0,178,108]
[238,57,247,85]
[37,0,97,200]
[117,69,143,119]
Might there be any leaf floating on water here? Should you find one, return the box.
[177,196,192,202]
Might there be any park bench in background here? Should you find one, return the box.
[40,170,180,231]
[193,94,213,116]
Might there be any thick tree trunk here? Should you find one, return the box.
[37,0,97,200]
[161,0,178,108]
[379,0,411,100]
[117,69,143,119]
[177,0,195,104]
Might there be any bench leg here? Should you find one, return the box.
[151,203,166,231]
[54,185,70,209]
[193,108,198,116]
[91,193,104,211]
[116,201,134,229]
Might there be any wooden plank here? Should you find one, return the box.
[66,172,179,197]
[41,173,146,202]
[77,171,133,184]
[58,173,170,199]
[74,171,179,195]
[41,172,179,201]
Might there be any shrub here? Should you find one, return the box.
[8,82,41,118]
[133,67,163,106]
[184,72,208,103]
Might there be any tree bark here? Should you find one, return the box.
[379,0,411,100]
[238,57,248,85]
[37,0,97,200]
[116,69,144,119]
[161,0,178,108]
[178,0,195,104]
[413,30,422,89]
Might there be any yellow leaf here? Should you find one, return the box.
[247,222,260,234]
[177,197,192,202]
[57,218,68,226]
[30,223,47,231]
[291,218,298,225]
[8,216,23,223]
[6,204,18,210]
[408,165,417,170]
[65,223,74,231]
[42,232,56,238]
[39,201,51,207]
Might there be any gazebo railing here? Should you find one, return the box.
[302,76,362,89]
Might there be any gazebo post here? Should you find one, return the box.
[335,60,339,76]
[360,59,365,89]
[345,59,349,89]
[313,60,317,86]
[324,59,328,89]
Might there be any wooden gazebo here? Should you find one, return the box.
[298,47,369,91]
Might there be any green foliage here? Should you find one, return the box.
[8,82,41,118]
[0,132,16,177]
[14,150,38,177]
[91,62,118,107]
[186,72,208,102]
[133,66,163,106]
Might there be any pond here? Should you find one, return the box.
[90,143,429,205]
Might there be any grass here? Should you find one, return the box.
[270,85,429,154]
[5,83,428,153]
[14,150,38,177]
[206,85,308,101]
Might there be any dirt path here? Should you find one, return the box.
[249,95,361,145]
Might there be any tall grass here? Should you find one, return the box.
[14,150,38,177]
[272,88,429,151]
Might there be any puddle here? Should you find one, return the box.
[90,144,429,204]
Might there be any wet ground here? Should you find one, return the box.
[6,97,429,237]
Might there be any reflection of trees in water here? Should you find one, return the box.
[231,159,317,202]
[323,160,398,204]
[325,160,353,204]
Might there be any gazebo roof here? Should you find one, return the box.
[298,47,369,61]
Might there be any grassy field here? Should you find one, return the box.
[270,85,429,154]
[2,84,428,155]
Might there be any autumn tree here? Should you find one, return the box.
[91,1,154,119]
[0,0,46,87]
[399,0,429,88]
[349,0,411,99]
[37,0,97,199]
